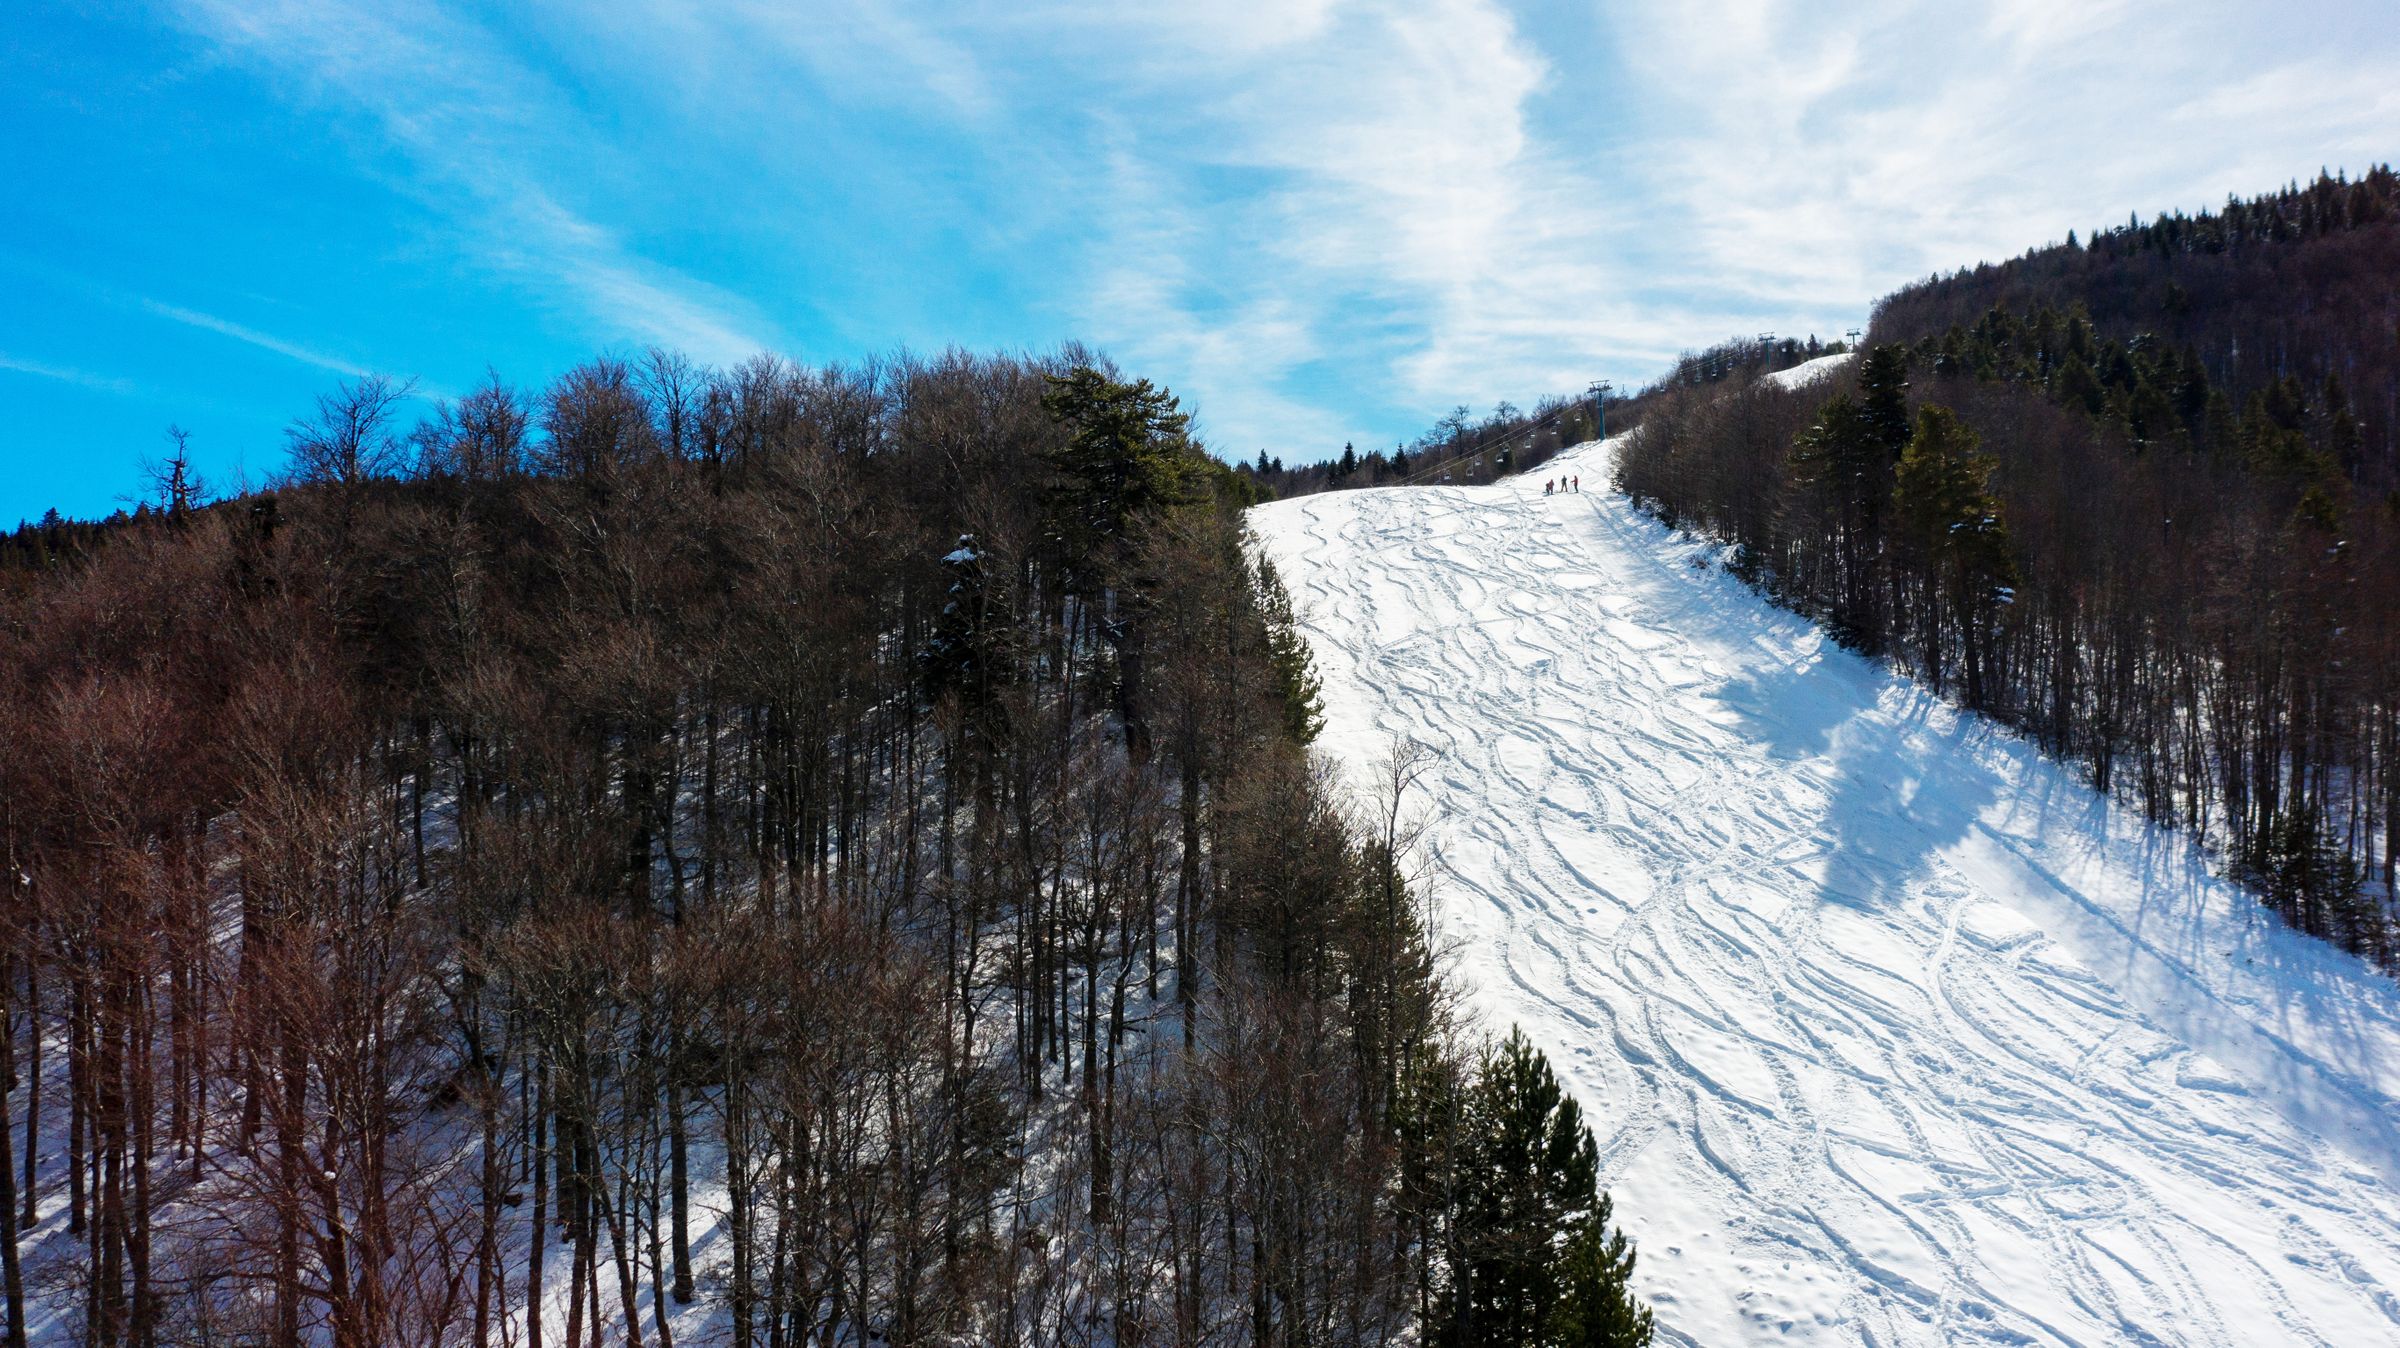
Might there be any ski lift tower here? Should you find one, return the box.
[1588,380,1614,442]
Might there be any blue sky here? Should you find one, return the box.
[5,1,2396,524]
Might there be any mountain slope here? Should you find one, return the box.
[1866,167,2400,484]
[1250,437,2400,1346]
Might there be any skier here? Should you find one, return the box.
[1573,474,1581,493]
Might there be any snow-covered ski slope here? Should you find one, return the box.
[1250,435,2400,1346]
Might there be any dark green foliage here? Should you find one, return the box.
[1253,555,1325,745]
[1896,293,2375,530]
[1854,344,1913,461]
[1550,1204,1652,1348]
[1892,405,2016,707]
[1039,365,1197,584]
[1788,391,1890,648]
[2052,355,2104,417]
[1039,365,1206,754]
[919,533,1016,734]
[1196,452,1266,509]
[2239,806,2368,945]
[1438,1031,1652,1348]
[1788,396,1872,506]
[1874,166,2400,489]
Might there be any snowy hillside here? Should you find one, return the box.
[1761,351,1855,390]
[1250,436,2400,1346]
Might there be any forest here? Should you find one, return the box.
[1616,169,2400,965]
[0,350,1650,1345]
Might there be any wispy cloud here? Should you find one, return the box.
[140,0,2400,462]
[985,0,1671,451]
[0,353,135,395]
[142,299,371,377]
[171,0,775,367]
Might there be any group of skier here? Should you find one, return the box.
[1543,474,1580,495]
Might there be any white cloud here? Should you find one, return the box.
[995,0,1665,452]
[1608,0,2397,336]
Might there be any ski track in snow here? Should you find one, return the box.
[1250,435,2400,1347]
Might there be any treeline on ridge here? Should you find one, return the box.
[1237,395,1605,499]
[1873,165,2400,491]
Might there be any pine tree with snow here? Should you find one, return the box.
[921,534,1014,727]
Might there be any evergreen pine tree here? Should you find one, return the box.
[1548,1202,1653,1348]
[1440,1031,1651,1347]
[2051,355,2105,418]
[2322,373,2363,469]
[1790,392,1890,649]
[1039,365,1196,588]
[1854,345,1913,462]
[921,534,1013,729]
[1040,365,1199,755]
[1893,405,2017,705]
[1252,556,1325,745]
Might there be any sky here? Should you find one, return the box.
[4,1,2397,524]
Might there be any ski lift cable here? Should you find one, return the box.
[1389,396,1595,488]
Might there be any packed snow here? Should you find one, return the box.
[1250,435,2400,1346]
[1762,351,1857,390]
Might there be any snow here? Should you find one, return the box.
[1249,434,2400,1347]
[1763,351,1857,391]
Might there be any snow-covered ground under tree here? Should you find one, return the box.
[1249,435,2400,1346]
